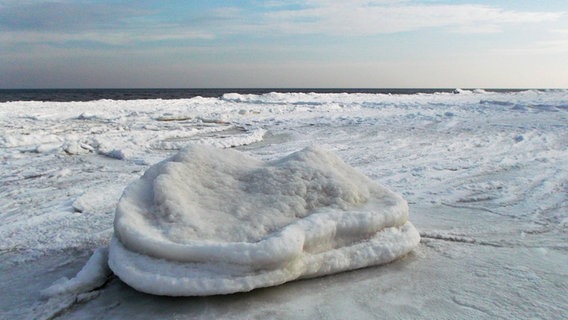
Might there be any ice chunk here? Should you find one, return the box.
[109,145,420,296]
[41,247,111,298]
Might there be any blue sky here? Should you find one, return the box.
[1,0,567,88]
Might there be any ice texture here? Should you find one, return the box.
[109,145,419,296]
[2,89,567,318]
[40,247,111,298]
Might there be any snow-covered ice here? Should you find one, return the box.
[40,247,111,298]
[1,89,567,319]
[109,145,419,296]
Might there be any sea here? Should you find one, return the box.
[0,88,528,102]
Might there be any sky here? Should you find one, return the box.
[1,0,567,89]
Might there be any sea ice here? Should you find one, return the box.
[40,247,111,298]
[108,145,420,296]
[2,90,567,318]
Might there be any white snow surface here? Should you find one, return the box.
[1,89,567,318]
[109,145,419,296]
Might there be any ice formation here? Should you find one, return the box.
[3,89,567,317]
[109,145,420,296]
[40,247,111,298]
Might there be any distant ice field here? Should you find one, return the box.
[1,89,567,319]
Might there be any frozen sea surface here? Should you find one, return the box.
[1,89,567,319]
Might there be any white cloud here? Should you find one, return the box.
[0,1,217,46]
[0,1,562,47]
[0,29,215,48]
[259,2,563,36]
[493,39,568,55]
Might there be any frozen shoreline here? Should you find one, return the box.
[1,90,567,319]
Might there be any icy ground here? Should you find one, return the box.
[1,90,567,319]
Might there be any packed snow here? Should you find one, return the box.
[109,145,419,296]
[1,89,567,319]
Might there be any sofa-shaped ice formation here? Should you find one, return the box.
[109,145,420,296]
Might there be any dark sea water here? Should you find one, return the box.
[0,88,526,103]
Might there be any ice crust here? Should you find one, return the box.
[40,247,111,298]
[109,145,419,296]
[3,89,567,318]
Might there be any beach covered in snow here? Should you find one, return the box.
[1,89,567,319]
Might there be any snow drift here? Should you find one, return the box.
[108,145,419,296]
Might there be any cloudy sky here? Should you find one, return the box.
[1,0,567,88]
